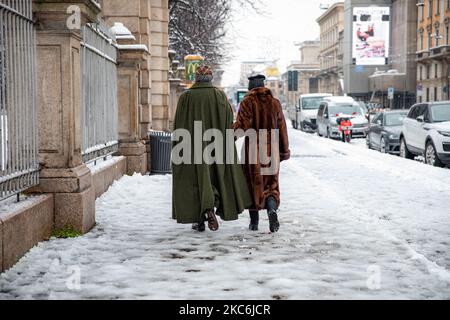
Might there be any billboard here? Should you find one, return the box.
[352,7,390,66]
[184,54,204,88]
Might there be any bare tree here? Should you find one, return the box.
[169,0,264,66]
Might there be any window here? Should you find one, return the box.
[371,113,382,124]
[420,32,424,50]
[424,107,431,122]
[418,105,429,117]
[437,0,440,14]
[446,25,449,44]
[435,87,438,101]
[318,104,325,117]
[427,87,430,101]
[435,63,439,78]
[408,106,419,119]
[430,104,450,122]
[428,32,432,49]
[385,113,408,126]
[409,105,428,119]
[429,0,433,17]
[420,66,423,80]
[436,29,440,46]
[427,64,431,79]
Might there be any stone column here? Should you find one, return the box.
[168,78,181,131]
[138,0,153,139]
[112,23,149,175]
[101,0,154,171]
[150,0,170,131]
[31,0,99,234]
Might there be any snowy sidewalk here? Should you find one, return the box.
[1,128,450,299]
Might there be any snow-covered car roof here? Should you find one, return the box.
[322,96,356,105]
[300,93,332,98]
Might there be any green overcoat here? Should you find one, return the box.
[172,82,253,224]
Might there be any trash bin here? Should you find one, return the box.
[148,130,172,174]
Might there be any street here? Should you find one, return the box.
[1,127,450,299]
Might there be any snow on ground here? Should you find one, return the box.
[1,128,450,299]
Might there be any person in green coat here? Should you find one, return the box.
[172,65,253,232]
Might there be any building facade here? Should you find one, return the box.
[342,0,417,108]
[239,60,273,87]
[416,0,450,103]
[0,0,171,273]
[343,0,392,100]
[102,0,170,133]
[266,77,281,100]
[282,41,321,109]
[317,2,344,95]
[369,0,418,108]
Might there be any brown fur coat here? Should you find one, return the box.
[233,87,291,210]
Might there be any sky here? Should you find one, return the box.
[222,0,340,87]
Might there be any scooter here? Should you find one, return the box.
[336,114,354,143]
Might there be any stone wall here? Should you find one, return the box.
[0,195,54,272]
[102,0,171,172]
[150,0,170,132]
[102,0,170,133]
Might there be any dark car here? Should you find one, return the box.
[366,110,408,154]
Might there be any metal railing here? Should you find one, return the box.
[0,1,39,201]
[81,22,119,164]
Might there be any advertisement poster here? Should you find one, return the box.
[352,7,390,66]
[184,54,204,88]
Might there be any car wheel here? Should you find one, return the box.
[380,137,387,154]
[425,141,445,167]
[400,137,414,160]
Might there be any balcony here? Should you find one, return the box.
[416,50,430,61]
[429,45,450,60]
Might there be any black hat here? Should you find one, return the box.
[248,74,266,90]
[248,74,266,81]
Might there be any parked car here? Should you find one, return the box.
[366,110,408,154]
[400,102,450,167]
[317,96,369,139]
[287,93,332,132]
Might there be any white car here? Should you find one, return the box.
[288,93,332,132]
[400,102,450,167]
[317,96,369,139]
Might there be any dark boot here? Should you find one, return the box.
[205,209,219,232]
[266,197,280,233]
[192,221,206,232]
[249,210,259,231]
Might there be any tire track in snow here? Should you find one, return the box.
[284,144,450,286]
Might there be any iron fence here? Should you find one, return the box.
[0,0,39,201]
[81,22,119,164]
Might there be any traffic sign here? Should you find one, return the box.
[417,83,423,97]
[388,87,395,100]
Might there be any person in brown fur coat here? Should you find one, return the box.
[233,74,291,233]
